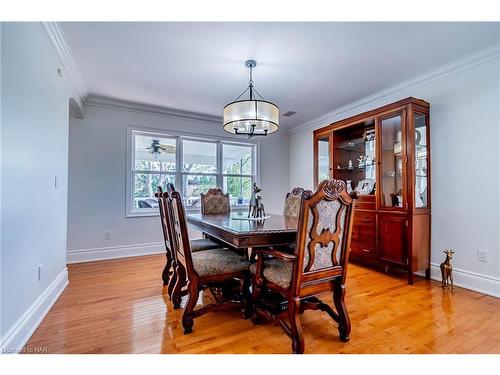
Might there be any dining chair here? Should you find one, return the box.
[156,185,220,292]
[273,187,306,253]
[250,179,359,354]
[283,187,304,218]
[200,188,230,215]
[166,189,251,333]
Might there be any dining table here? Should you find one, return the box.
[186,211,298,253]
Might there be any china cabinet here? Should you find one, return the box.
[313,97,430,284]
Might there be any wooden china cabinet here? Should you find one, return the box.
[313,97,430,284]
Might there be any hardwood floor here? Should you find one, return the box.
[25,254,499,354]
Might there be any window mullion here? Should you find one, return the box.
[176,136,182,193]
[216,141,223,189]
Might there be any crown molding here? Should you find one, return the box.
[290,43,500,134]
[84,95,292,134]
[85,95,224,124]
[41,22,89,102]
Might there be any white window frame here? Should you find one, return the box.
[126,125,260,217]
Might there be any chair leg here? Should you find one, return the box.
[167,260,178,299]
[333,281,351,342]
[172,263,186,309]
[162,251,172,286]
[250,272,264,324]
[241,272,252,319]
[182,280,199,334]
[289,297,304,354]
[407,271,414,285]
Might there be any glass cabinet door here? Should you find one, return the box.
[379,112,405,208]
[317,136,331,185]
[414,112,429,208]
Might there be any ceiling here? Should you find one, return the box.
[61,22,500,131]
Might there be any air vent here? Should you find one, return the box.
[283,111,297,117]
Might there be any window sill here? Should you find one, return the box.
[126,205,249,218]
[126,209,159,218]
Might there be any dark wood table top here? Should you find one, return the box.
[187,212,298,249]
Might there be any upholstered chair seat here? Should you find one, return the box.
[193,249,250,277]
[190,238,221,252]
[249,259,292,289]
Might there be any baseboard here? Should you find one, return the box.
[67,242,165,264]
[428,263,499,298]
[0,268,68,354]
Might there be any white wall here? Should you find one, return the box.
[289,51,500,297]
[1,23,79,351]
[67,103,290,262]
[0,22,3,339]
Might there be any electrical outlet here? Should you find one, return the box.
[37,264,43,281]
[478,248,488,262]
[104,231,112,240]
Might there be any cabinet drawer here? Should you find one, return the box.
[355,195,376,210]
[351,212,376,257]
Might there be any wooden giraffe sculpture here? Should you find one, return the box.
[440,249,455,293]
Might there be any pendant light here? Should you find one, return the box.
[223,60,279,137]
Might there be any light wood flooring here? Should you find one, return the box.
[25,254,500,354]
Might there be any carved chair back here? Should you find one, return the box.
[167,189,197,277]
[291,180,358,295]
[283,187,305,218]
[155,186,172,251]
[200,188,230,215]
[155,184,177,250]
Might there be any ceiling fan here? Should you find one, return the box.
[145,139,175,161]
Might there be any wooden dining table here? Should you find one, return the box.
[186,211,298,250]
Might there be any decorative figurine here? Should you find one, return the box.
[348,160,353,169]
[337,164,341,169]
[363,129,375,142]
[355,179,375,195]
[357,155,366,168]
[365,156,375,165]
[248,183,266,219]
[346,180,353,193]
[440,249,455,293]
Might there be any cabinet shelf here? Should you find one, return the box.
[383,174,427,179]
[334,148,366,153]
[335,165,376,172]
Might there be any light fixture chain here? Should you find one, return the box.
[252,87,265,101]
[249,65,254,100]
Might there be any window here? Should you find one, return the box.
[182,139,218,209]
[222,143,253,206]
[132,134,176,210]
[127,128,257,216]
